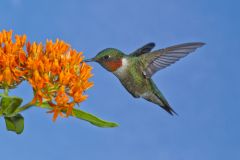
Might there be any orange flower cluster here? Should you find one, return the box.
[26,40,93,120]
[0,30,27,87]
[0,30,93,121]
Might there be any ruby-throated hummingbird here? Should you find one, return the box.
[85,42,205,115]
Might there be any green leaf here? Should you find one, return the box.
[72,108,118,128]
[0,96,23,116]
[36,102,118,128]
[4,114,24,134]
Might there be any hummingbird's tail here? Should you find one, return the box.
[143,79,177,115]
[156,95,178,116]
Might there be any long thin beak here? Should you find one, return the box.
[83,58,95,62]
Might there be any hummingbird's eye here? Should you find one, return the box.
[103,55,110,60]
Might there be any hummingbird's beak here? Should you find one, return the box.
[83,58,95,62]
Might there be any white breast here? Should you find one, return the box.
[113,58,128,76]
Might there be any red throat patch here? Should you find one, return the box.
[104,59,122,72]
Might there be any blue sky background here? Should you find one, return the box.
[0,0,239,159]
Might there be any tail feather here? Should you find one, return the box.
[160,98,178,116]
[142,92,177,115]
[148,79,178,115]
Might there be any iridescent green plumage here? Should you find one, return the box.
[85,42,205,115]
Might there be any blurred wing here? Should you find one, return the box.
[130,42,155,56]
[143,42,205,78]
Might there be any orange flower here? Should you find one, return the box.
[0,30,93,121]
[26,39,93,121]
[0,30,27,88]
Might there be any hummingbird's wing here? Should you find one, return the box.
[142,42,205,78]
[130,42,155,56]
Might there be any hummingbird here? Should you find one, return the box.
[85,42,205,115]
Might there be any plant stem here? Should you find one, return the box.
[4,87,8,96]
[14,102,33,113]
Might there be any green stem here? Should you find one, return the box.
[14,102,33,113]
[4,87,9,96]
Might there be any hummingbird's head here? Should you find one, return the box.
[84,48,125,72]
